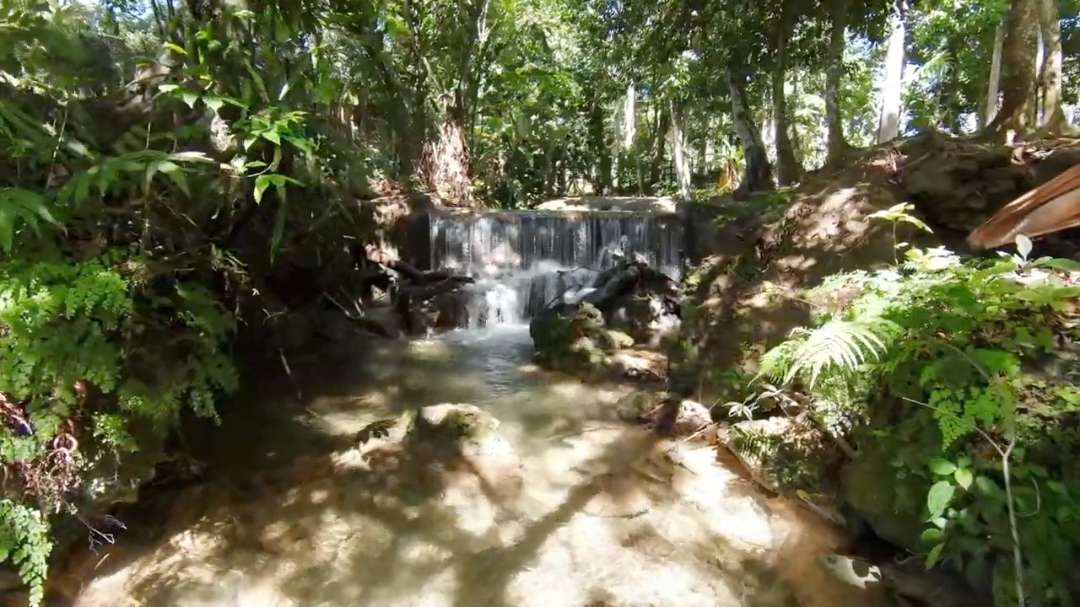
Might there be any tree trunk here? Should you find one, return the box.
[622,83,636,151]
[619,83,637,193]
[1036,0,1072,134]
[877,0,906,143]
[773,0,800,184]
[419,116,473,205]
[727,69,773,196]
[984,0,1039,141]
[825,0,851,165]
[649,108,670,190]
[588,96,611,194]
[985,22,1004,125]
[670,100,692,199]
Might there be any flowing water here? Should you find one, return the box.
[428,211,684,328]
[61,327,890,607]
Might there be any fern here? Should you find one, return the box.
[0,188,63,253]
[0,501,50,607]
[781,319,892,388]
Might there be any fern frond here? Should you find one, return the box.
[757,338,800,383]
[784,319,892,389]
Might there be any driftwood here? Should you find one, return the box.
[387,259,473,285]
[581,260,678,311]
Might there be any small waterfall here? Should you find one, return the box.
[429,210,684,328]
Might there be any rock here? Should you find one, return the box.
[607,293,681,347]
[359,304,404,338]
[841,434,928,551]
[525,267,598,318]
[615,392,659,422]
[408,404,513,458]
[661,399,712,438]
[405,404,522,498]
[600,329,635,350]
[716,416,835,495]
[396,282,471,335]
[276,308,315,350]
[615,392,712,439]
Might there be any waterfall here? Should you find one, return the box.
[429,211,684,328]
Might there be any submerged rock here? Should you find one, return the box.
[408,403,513,457]
[615,392,713,439]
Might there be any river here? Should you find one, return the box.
[56,325,889,607]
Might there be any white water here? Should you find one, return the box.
[429,211,684,328]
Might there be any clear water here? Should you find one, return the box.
[64,328,889,607]
[429,211,684,328]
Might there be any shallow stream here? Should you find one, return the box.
[59,326,890,607]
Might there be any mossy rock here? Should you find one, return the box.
[841,438,928,551]
[600,330,635,350]
[408,404,512,457]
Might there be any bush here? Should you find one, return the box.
[753,238,1080,606]
[0,253,237,603]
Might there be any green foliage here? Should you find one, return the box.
[0,500,50,606]
[0,255,236,596]
[755,235,1080,605]
[0,188,62,253]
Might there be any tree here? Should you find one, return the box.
[986,20,1004,125]
[877,0,906,142]
[1036,0,1074,134]
[671,100,693,199]
[773,0,802,184]
[728,68,774,195]
[825,0,852,164]
[985,0,1039,140]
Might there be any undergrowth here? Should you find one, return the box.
[0,253,237,602]
[743,209,1080,606]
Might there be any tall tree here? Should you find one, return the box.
[1036,0,1073,134]
[773,0,801,184]
[671,100,692,199]
[985,0,1039,140]
[728,68,774,195]
[825,0,852,164]
[876,0,906,143]
[985,20,1004,125]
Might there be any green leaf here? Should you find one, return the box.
[954,468,973,491]
[929,458,956,476]
[261,130,281,146]
[920,528,943,544]
[253,174,273,204]
[927,480,954,518]
[163,42,189,56]
[158,83,180,93]
[204,96,225,113]
[925,543,944,569]
[179,91,200,109]
[1035,258,1080,272]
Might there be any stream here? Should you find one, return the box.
[56,325,891,607]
